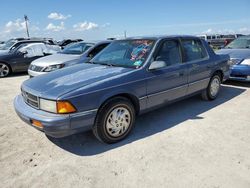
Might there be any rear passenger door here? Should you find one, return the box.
[146,39,188,108]
[181,38,211,94]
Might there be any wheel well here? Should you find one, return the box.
[0,61,12,72]
[213,70,223,81]
[100,93,140,115]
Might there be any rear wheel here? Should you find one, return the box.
[93,97,135,144]
[202,74,221,100]
[0,63,10,78]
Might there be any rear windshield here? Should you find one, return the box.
[225,37,250,49]
[61,42,94,55]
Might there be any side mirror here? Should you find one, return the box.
[19,50,28,55]
[148,61,166,70]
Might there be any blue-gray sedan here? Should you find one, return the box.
[14,35,230,143]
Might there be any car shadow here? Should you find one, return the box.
[48,85,246,156]
[7,72,28,78]
[223,80,250,88]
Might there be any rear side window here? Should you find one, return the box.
[154,40,182,67]
[182,39,208,62]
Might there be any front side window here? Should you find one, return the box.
[17,43,46,57]
[182,39,208,62]
[90,39,155,68]
[154,40,182,67]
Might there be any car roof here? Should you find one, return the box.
[77,40,112,45]
[122,35,201,40]
[15,40,44,44]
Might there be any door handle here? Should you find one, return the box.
[179,72,184,76]
[206,65,212,68]
[191,64,199,71]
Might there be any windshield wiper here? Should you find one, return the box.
[88,61,115,67]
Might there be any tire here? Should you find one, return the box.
[93,97,136,144]
[0,62,11,78]
[202,74,221,101]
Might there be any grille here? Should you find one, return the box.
[29,65,44,72]
[22,89,39,109]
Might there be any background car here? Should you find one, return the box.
[217,35,250,81]
[57,39,83,49]
[0,43,59,77]
[0,39,60,54]
[28,41,111,77]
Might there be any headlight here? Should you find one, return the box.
[40,98,57,113]
[43,64,65,72]
[228,58,242,66]
[241,59,250,66]
[39,98,76,114]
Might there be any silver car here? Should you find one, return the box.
[28,42,95,77]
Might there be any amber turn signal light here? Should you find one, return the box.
[57,101,76,114]
[31,119,43,129]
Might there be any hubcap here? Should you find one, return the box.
[210,77,220,97]
[0,63,9,77]
[106,107,131,137]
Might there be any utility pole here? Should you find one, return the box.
[24,15,30,38]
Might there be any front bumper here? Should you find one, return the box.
[14,95,97,138]
[229,65,250,81]
[28,69,47,77]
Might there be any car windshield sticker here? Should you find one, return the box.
[133,60,143,66]
[130,40,153,63]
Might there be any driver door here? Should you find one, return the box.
[146,39,188,108]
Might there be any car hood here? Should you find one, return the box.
[216,49,250,60]
[22,63,133,99]
[31,53,81,66]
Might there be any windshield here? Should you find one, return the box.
[225,36,250,49]
[61,42,93,55]
[90,39,155,68]
[0,39,16,50]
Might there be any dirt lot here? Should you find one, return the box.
[0,74,250,188]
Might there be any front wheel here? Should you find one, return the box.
[0,63,11,78]
[93,97,135,144]
[202,74,221,100]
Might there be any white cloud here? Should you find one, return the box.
[48,12,71,20]
[4,19,26,33]
[202,28,213,34]
[102,22,111,28]
[45,22,65,32]
[31,25,40,32]
[73,21,98,31]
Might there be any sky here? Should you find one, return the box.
[0,0,250,41]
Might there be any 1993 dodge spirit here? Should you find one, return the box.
[14,36,230,143]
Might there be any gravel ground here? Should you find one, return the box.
[0,74,250,188]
